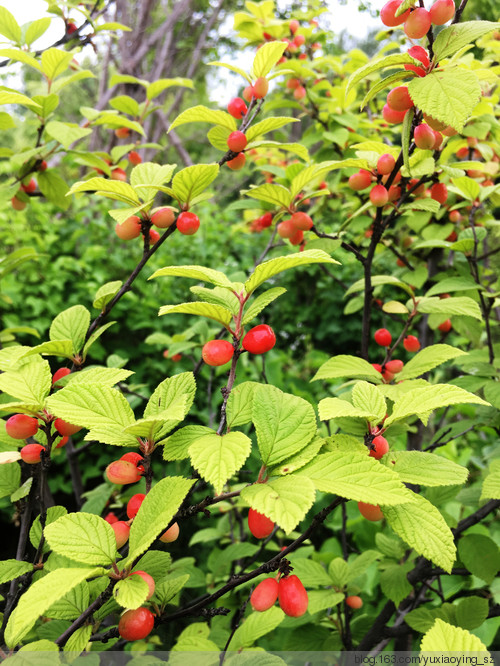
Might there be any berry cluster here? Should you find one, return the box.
[251,574,308,617]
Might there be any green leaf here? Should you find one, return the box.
[0,463,20,499]
[328,557,349,588]
[347,550,381,582]
[68,177,140,206]
[246,117,299,143]
[272,435,325,476]
[247,140,310,162]
[241,475,315,533]
[146,77,193,101]
[386,451,468,487]
[170,163,219,206]
[133,550,172,582]
[0,50,42,72]
[49,305,90,354]
[420,619,488,652]
[93,281,122,311]
[150,264,234,289]
[30,505,67,553]
[242,287,286,325]
[22,340,75,360]
[456,596,489,631]
[416,296,482,320]
[169,106,236,132]
[308,590,344,615]
[45,121,92,150]
[231,607,285,650]
[0,111,14,129]
[318,397,374,421]
[397,344,467,380]
[352,381,386,424]
[245,183,293,208]
[37,170,70,209]
[31,94,59,119]
[109,94,140,117]
[226,381,261,428]
[44,513,116,565]
[94,113,145,136]
[245,250,339,294]
[345,275,413,298]
[114,575,149,609]
[158,302,233,327]
[63,624,92,655]
[124,402,187,440]
[380,563,412,606]
[433,21,499,61]
[408,69,481,133]
[5,567,99,648]
[346,54,416,97]
[406,605,457,633]
[124,476,195,565]
[458,535,500,584]
[312,355,382,383]
[189,431,251,494]
[252,385,316,467]
[0,357,51,405]
[383,493,455,572]
[163,425,213,461]
[450,176,481,202]
[24,17,51,46]
[154,572,190,605]
[46,581,89,620]
[191,286,240,314]
[425,277,482,297]
[481,460,500,501]
[145,372,196,423]
[0,560,33,585]
[297,451,414,505]
[384,384,489,427]
[41,48,73,80]
[0,7,21,42]
[251,41,287,78]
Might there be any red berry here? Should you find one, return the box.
[387,86,413,112]
[227,153,246,170]
[6,414,39,440]
[380,0,411,26]
[242,325,276,355]
[291,212,313,230]
[293,85,306,101]
[127,493,146,519]
[114,127,130,139]
[369,435,389,460]
[54,418,81,436]
[388,185,401,202]
[259,212,273,228]
[128,151,142,165]
[227,97,247,119]
[66,20,77,35]
[151,207,175,228]
[21,178,37,194]
[52,368,71,385]
[430,183,448,204]
[429,0,455,25]
[385,359,404,374]
[111,168,127,181]
[278,575,308,617]
[242,86,254,103]
[377,154,396,176]
[202,340,234,366]
[20,443,45,464]
[159,522,179,542]
[248,508,275,539]
[104,511,119,524]
[403,335,420,352]
[449,210,462,223]
[277,219,295,239]
[106,460,141,485]
[404,8,431,39]
[348,170,372,191]
[253,77,269,99]
[370,185,388,207]
[438,319,452,333]
[286,78,300,90]
[289,19,299,34]
[374,328,392,347]
[177,212,200,235]
[120,451,145,473]
[346,595,363,609]
[130,571,155,600]
[145,229,160,244]
[433,131,444,150]
[358,501,384,521]
[414,124,436,150]
[289,228,304,246]
[118,607,155,641]
[382,104,407,124]
[55,435,68,448]
[227,130,247,153]
[372,363,383,373]
[116,216,141,240]
[250,578,279,611]
[408,45,430,69]
[11,196,27,211]
[38,160,48,171]
[112,521,130,548]
[294,34,306,47]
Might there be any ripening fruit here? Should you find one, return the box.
[248,508,275,539]
[6,414,39,440]
[369,435,389,460]
[370,185,388,208]
[293,85,307,101]
[111,168,127,181]
[253,77,269,99]
[227,131,247,153]
[251,578,279,611]
[278,220,294,239]
[55,435,68,449]
[404,8,431,39]
[388,185,401,202]
[374,328,392,347]
[202,340,234,367]
[291,212,313,230]
[358,501,384,521]
[121,451,145,472]
[409,45,430,68]
[106,460,142,485]
[21,178,37,193]
[380,0,411,26]
[151,207,175,228]
[118,607,155,641]
[176,211,200,235]
[227,97,247,119]
[414,124,436,151]
[289,228,304,246]
[387,86,413,112]
[259,212,273,228]
[294,34,306,47]
[372,363,383,373]
[377,154,396,176]
[159,522,180,543]
[286,78,300,90]
[349,170,372,191]
[104,511,119,524]
[130,571,155,600]
[54,418,81,436]
[404,335,420,352]
[20,444,45,464]
[115,216,141,240]
[112,521,130,548]
[66,20,77,34]
[449,210,462,223]
[227,153,246,170]
[52,368,71,385]
[429,0,455,25]
[38,160,48,171]
[127,493,146,519]
[430,183,448,204]
[433,131,444,150]
[346,595,363,609]
[385,359,404,374]
[242,86,254,103]
[289,19,299,34]
[242,325,276,355]
[115,127,131,139]
[438,319,452,333]
[278,575,308,617]
[382,104,407,124]
[144,229,160,245]
[128,151,142,165]
[11,196,26,211]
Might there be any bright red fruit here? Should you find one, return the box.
[52,368,71,385]
[242,325,276,355]
[346,595,363,609]
[121,451,145,472]
[358,501,384,521]
[114,127,130,139]
[377,154,396,176]
[104,511,119,524]
[111,168,127,181]
[374,328,392,347]
[54,418,81,436]
[289,229,304,246]
[106,460,142,485]
[176,212,200,235]
[227,131,247,153]
[278,575,308,617]
[130,571,155,599]
[227,97,247,119]
[242,86,254,103]
[248,508,275,539]
[159,522,179,542]
[66,20,78,34]
[385,359,404,374]
[227,153,246,170]
[145,229,160,244]
[112,521,130,548]
[293,86,306,100]
[202,340,234,366]
[55,435,69,448]
[11,196,26,211]
[370,185,388,208]
[259,212,273,228]
[449,210,462,223]
[289,19,299,34]
[372,363,383,373]
[414,124,436,150]
[127,493,146,519]
[382,104,407,124]
[369,435,389,460]
[291,212,313,230]
[6,414,39,440]
[429,0,455,25]
[404,8,431,39]
[408,45,430,68]
[387,86,413,112]
[380,0,411,26]
[250,578,279,611]
[294,34,306,47]
[430,183,448,204]
[21,179,37,193]
[118,607,155,641]
[115,216,141,240]
[403,335,420,352]
[253,77,269,99]
[438,319,452,333]
[388,185,401,202]
[151,207,175,228]
[349,170,372,191]
[20,444,45,464]
[128,151,142,165]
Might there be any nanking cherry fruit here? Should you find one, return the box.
[176,211,200,235]
[369,435,389,460]
[242,325,276,355]
[202,340,234,367]
[250,578,279,611]
[385,359,404,374]
[227,153,246,170]
[291,212,313,230]
[106,460,142,485]
[227,131,247,153]
[403,335,420,352]
[54,418,81,436]
[429,0,455,25]
[6,414,39,440]
[370,185,388,208]
[130,570,155,600]
[151,207,175,228]
[159,522,180,543]
[20,444,45,464]
[374,328,392,347]
[346,595,363,609]
[116,216,141,240]
[278,575,308,617]
[227,97,247,119]
[382,104,407,125]
[358,501,384,521]
[438,319,452,333]
[349,170,372,191]
[404,8,431,40]
[52,367,71,385]
[380,0,411,27]
[248,508,275,539]
[377,154,396,176]
[430,183,448,204]
[118,607,155,641]
[128,151,142,166]
[387,86,413,112]
[253,77,269,99]
[414,124,436,150]
[112,521,130,548]
[127,493,146,519]
[121,451,145,473]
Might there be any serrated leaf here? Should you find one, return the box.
[407,605,457,633]
[346,54,416,97]
[163,425,213,461]
[189,431,251,494]
[124,476,195,565]
[352,381,386,423]
[109,94,140,116]
[433,21,499,61]
[0,357,51,405]
[328,557,349,588]
[241,475,315,533]
[130,162,177,203]
[31,93,59,119]
[456,596,489,631]
[155,572,190,605]
[481,460,500,501]
[420,619,489,652]
[124,400,187,441]
[170,163,219,206]
[169,105,236,132]
[46,581,90,620]
[226,381,261,428]
[191,286,240,314]
[252,385,316,467]
[458,535,500,584]
[0,7,21,42]
[345,275,413,298]
[41,48,73,80]
[93,281,122,310]
[245,183,293,208]
[207,60,252,84]
[68,177,140,206]
[272,435,325,476]
[246,117,298,143]
[231,607,285,650]
[0,560,33,585]
[94,113,145,136]
[308,590,344,615]
[49,305,90,354]
[397,344,467,380]
[251,41,287,78]
[312,355,382,383]
[0,463,20,499]
[426,277,482,297]
[63,624,92,655]
[44,513,116,565]
[289,559,333,587]
[242,287,286,325]
[150,264,234,288]
[416,296,482,320]
[383,493,455,572]
[37,169,70,209]
[380,563,413,606]
[133,550,172,582]
[45,121,92,150]
[146,77,193,100]
[245,250,339,294]
[0,50,42,72]
[82,321,116,360]
[30,505,67,553]
[158,302,233,327]
[387,451,468,487]
[24,17,51,46]
[248,140,310,161]
[318,397,373,421]
[145,372,196,423]
[114,575,149,609]
[297,451,414,505]
[450,176,481,202]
